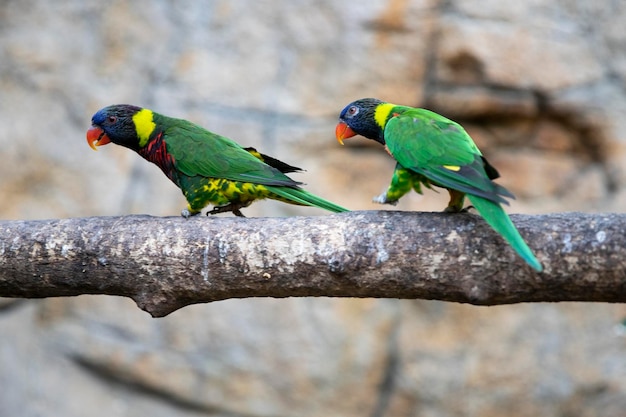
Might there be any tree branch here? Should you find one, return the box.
[0,212,624,317]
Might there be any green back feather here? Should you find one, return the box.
[384,108,512,204]
[154,113,300,187]
[381,105,541,271]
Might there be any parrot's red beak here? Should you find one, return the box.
[335,121,357,145]
[86,126,111,151]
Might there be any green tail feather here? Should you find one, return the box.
[267,186,349,213]
[467,195,543,272]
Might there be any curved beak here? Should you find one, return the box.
[335,121,357,145]
[86,126,111,151]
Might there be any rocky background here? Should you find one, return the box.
[1,1,626,416]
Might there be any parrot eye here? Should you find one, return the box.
[107,116,117,124]
[347,106,359,117]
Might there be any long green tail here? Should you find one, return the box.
[267,186,349,213]
[467,195,543,272]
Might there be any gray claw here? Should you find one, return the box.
[372,193,398,206]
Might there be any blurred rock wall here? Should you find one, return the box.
[1,1,625,416]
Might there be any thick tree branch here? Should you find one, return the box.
[0,212,624,317]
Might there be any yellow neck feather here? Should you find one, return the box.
[374,102,396,129]
[132,109,156,147]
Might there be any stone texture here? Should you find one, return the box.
[436,16,605,91]
[1,0,626,416]
[38,296,399,416]
[388,302,626,417]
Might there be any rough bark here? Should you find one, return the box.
[0,211,623,317]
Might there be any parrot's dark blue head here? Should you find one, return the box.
[87,104,145,151]
[336,98,386,145]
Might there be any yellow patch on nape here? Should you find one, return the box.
[443,165,461,171]
[132,109,156,147]
[374,102,396,129]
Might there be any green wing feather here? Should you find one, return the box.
[243,147,303,174]
[384,107,542,271]
[159,116,300,187]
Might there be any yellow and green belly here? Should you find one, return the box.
[381,165,466,211]
[180,176,289,214]
[382,165,434,203]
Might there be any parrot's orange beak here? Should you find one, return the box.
[86,126,111,151]
[335,121,357,145]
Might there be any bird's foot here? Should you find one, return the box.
[207,203,248,217]
[443,205,474,213]
[372,193,399,206]
[181,208,201,219]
